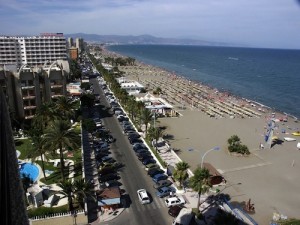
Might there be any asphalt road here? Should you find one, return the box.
[90,78,173,225]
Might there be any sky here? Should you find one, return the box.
[1,0,300,49]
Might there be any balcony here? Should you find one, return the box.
[24,105,37,110]
[21,85,35,90]
[22,95,35,100]
[51,94,63,98]
[51,84,63,89]
[25,115,35,120]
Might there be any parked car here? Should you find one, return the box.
[138,154,153,162]
[142,158,156,165]
[130,138,143,145]
[135,149,149,154]
[153,180,173,189]
[168,205,185,217]
[133,143,147,151]
[105,180,121,188]
[165,196,186,207]
[99,173,119,183]
[137,152,151,160]
[128,133,140,139]
[148,169,164,178]
[152,173,168,183]
[145,163,159,171]
[156,186,176,198]
[137,189,150,204]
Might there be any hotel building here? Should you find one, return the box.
[0,33,69,121]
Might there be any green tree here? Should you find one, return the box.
[189,167,211,214]
[58,180,75,212]
[227,135,250,155]
[148,127,164,153]
[54,96,77,120]
[173,161,190,188]
[33,102,56,132]
[73,179,95,212]
[43,120,80,181]
[27,127,48,180]
[140,108,153,136]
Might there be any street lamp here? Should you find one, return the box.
[201,146,220,168]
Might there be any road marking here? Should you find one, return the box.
[220,162,272,174]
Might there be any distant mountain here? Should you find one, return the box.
[65,33,230,46]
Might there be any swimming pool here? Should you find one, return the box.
[20,163,39,182]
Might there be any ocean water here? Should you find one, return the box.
[107,45,300,118]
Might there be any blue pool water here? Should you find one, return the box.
[20,163,39,182]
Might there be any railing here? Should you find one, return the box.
[29,210,85,221]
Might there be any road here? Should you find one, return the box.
[89,78,173,225]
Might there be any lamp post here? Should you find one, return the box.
[201,146,220,169]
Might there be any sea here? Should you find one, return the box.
[107,45,300,119]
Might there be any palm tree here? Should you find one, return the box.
[43,120,80,181]
[189,167,211,214]
[27,127,48,180]
[58,180,75,212]
[140,108,153,136]
[73,179,96,213]
[54,96,77,120]
[33,102,56,131]
[173,161,190,188]
[148,127,164,153]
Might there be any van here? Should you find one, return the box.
[172,208,193,225]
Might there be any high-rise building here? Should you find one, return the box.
[0,33,67,68]
[0,61,68,121]
[0,33,69,121]
[67,37,74,48]
[75,38,84,53]
[0,86,29,225]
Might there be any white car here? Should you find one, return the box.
[165,195,185,207]
[137,189,150,204]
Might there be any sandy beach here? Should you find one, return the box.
[98,47,300,224]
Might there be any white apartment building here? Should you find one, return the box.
[0,33,67,68]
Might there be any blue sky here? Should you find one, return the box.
[1,0,300,49]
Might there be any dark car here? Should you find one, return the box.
[133,143,147,151]
[128,133,140,139]
[152,173,168,183]
[153,179,172,189]
[136,151,151,159]
[135,148,149,154]
[148,168,164,177]
[168,205,185,217]
[138,154,153,161]
[98,167,115,175]
[130,138,143,145]
[99,173,119,182]
[142,158,156,165]
[155,186,176,198]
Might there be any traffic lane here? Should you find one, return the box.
[92,78,171,224]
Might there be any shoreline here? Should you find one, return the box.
[104,45,300,120]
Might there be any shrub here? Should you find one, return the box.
[27,205,69,218]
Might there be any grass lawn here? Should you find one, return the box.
[15,138,33,160]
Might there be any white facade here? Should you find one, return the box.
[0,34,67,68]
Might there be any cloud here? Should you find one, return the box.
[1,0,300,48]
